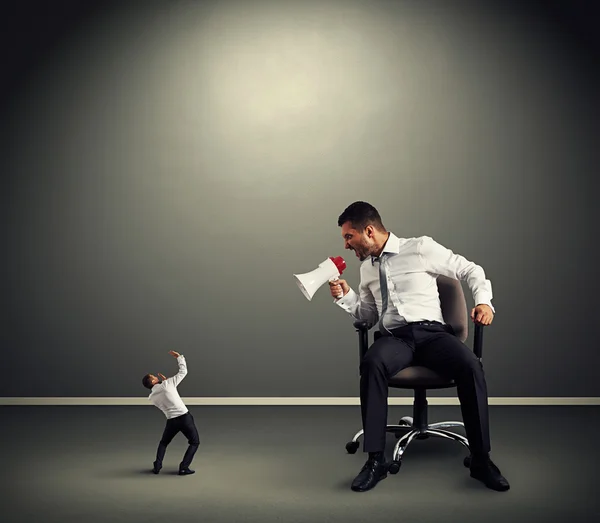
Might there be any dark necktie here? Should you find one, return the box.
[374,254,391,335]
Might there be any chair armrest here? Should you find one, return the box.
[474,323,484,359]
[353,320,372,332]
[353,321,372,361]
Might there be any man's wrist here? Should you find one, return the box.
[475,302,495,313]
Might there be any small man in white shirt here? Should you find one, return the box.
[142,350,199,476]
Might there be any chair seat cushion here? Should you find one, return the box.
[388,366,455,389]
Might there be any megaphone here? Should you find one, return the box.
[294,256,347,301]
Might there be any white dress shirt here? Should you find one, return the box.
[335,233,494,331]
[148,355,189,419]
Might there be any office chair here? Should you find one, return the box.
[344,275,485,474]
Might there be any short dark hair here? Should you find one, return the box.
[337,201,385,231]
[142,374,154,389]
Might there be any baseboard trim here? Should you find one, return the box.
[1,397,599,406]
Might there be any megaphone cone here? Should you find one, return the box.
[293,256,347,301]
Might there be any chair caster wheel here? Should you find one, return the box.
[464,456,471,468]
[388,461,401,474]
[396,416,413,438]
[346,441,359,454]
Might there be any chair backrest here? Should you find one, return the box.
[436,275,468,342]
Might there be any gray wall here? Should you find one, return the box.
[2,0,598,398]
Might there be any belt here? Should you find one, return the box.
[383,321,444,337]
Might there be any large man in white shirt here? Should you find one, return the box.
[330,201,509,493]
[142,350,199,476]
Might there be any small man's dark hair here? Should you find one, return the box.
[142,374,154,389]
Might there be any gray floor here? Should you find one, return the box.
[2,405,598,523]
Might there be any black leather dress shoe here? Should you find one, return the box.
[178,468,195,476]
[152,462,161,474]
[351,458,387,492]
[470,458,510,491]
